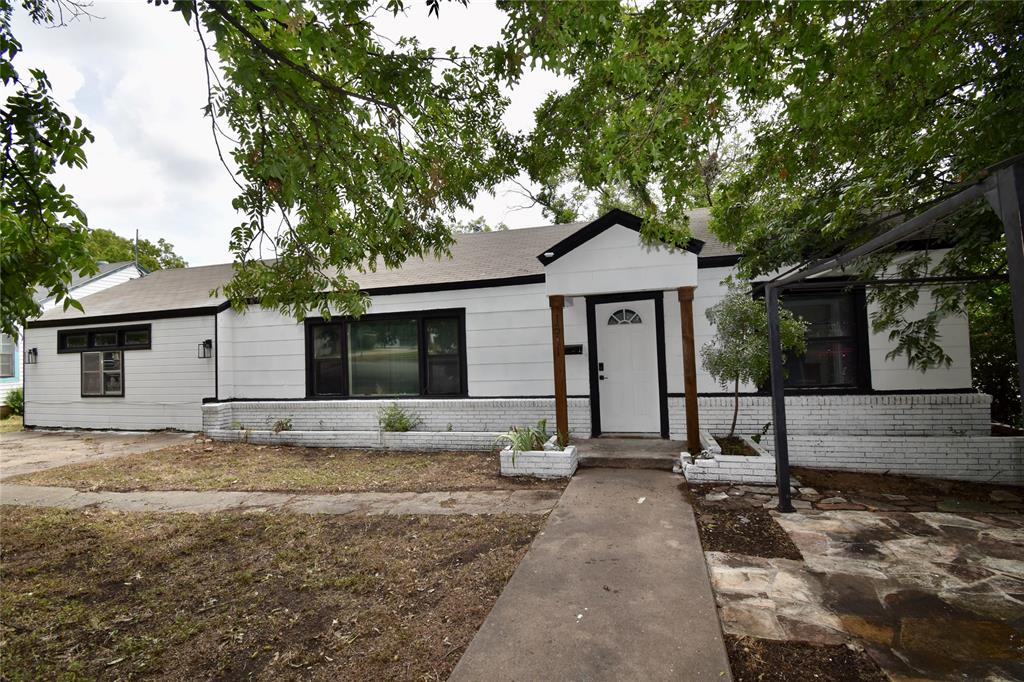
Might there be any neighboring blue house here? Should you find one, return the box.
[1,261,147,405]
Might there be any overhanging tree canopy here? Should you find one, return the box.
[495,0,1024,368]
[763,155,1024,513]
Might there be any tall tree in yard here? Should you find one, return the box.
[1,0,514,336]
[496,1,1024,392]
[1,0,96,337]
[85,228,187,271]
[701,288,806,438]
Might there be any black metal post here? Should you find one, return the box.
[766,285,794,513]
[990,163,1024,420]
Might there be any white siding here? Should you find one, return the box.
[867,289,972,390]
[23,315,215,430]
[681,265,974,394]
[3,266,146,403]
[219,283,590,399]
[544,223,698,296]
[220,264,974,404]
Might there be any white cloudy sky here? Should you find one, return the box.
[12,1,571,266]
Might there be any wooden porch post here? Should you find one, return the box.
[677,287,701,454]
[549,295,569,443]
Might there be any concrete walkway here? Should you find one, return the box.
[450,468,732,681]
[0,485,561,516]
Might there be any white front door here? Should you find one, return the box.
[595,299,660,433]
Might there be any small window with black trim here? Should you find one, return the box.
[82,351,123,397]
[59,325,151,353]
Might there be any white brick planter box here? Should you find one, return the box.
[683,434,778,485]
[500,445,578,479]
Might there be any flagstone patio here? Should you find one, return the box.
[698,488,1024,681]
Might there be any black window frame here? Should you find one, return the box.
[80,350,125,398]
[304,308,468,398]
[58,325,151,353]
[780,287,871,392]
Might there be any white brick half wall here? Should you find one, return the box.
[206,429,498,451]
[203,398,591,450]
[787,435,1024,485]
[669,393,991,441]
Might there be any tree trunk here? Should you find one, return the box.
[729,377,739,437]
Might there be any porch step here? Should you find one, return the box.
[574,437,684,471]
[578,453,678,471]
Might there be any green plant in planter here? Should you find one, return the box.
[495,420,563,468]
[378,403,422,432]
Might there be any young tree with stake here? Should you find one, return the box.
[701,287,806,439]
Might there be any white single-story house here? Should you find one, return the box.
[2,260,146,406]
[22,210,1023,483]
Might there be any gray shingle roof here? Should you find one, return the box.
[33,210,738,324]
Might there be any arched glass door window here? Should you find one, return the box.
[607,308,643,325]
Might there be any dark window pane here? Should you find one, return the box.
[784,296,855,339]
[82,372,102,395]
[426,318,459,355]
[102,351,121,371]
[784,341,859,387]
[426,355,461,394]
[313,325,342,359]
[93,332,118,347]
[82,352,101,372]
[311,326,343,394]
[782,291,861,388]
[64,333,88,349]
[104,373,122,395]
[82,352,102,395]
[348,319,419,396]
[314,358,344,395]
[123,329,150,346]
[425,318,460,394]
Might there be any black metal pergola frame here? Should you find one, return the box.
[765,154,1024,512]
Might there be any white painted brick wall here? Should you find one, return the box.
[787,435,1024,484]
[206,429,498,451]
[203,398,591,437]
[669,393,991,442]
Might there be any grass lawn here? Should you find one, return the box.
[10,438,566,493]
[1,506,541,680]
[0,414,23,433]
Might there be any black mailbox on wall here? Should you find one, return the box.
[564,344,584,356]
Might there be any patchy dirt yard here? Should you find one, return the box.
[725,635,886,682]
[8,438,566,493]
[690,473,1024,681]
[688,485,802,560]
[0,506,542,680]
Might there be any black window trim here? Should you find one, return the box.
[80,349,125,398]
[777,285,871,392]
[304,308,468,399]
[58,324,152,353]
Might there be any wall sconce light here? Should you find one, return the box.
[25,347,38,364]
[197,339,214,359]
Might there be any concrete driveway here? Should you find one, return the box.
[0,430,193,479]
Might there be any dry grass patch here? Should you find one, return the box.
[10,438,566,493]
[1,506,542,681]
[0,414,22,433]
